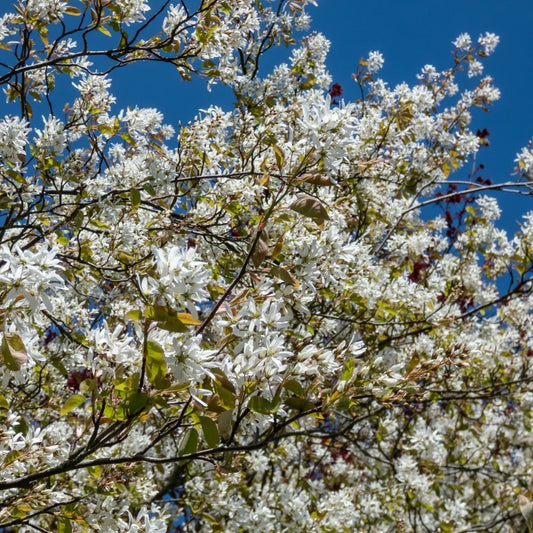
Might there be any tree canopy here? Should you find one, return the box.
[0,0,533,531]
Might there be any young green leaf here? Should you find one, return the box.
[61,394,86,416]
[179,427,199,456]
[200,415,221,448]
[145,340,168,388]
[125,309,143,321]
[176,313,202,326]
[269,265,298,286]
[130,188,141,210]
[273,144,284,171]
[57,517,73,533]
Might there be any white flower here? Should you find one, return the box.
[0,243,64,312]
[367,50,384,72]
[467,59,484,78]
[34,115,66,155]
[453,32,472,50]
[72,74,116,114]
[0,13,16,42]
[0,115,29,162]
[516,139,533,177]
[26,0,67,22]
[116,0,150,24]
[141,246,209,311]
[162,4,187,35]
[478,32,499,55]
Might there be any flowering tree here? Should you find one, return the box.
[1,0,533,531]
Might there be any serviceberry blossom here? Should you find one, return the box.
[0,244,64,312]
[0,115,29,162]
[141,246,209,311]
[162,4,188,35]
[26,0,67,22]
[0,1,531,531]
[453,32,472,50]
[478,32,500,55]
[116,0,150,24]
[366,50,384,72]
[468,58,484,77]
[34,115,66,155]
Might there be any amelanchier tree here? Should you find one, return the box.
[0,0,532,531]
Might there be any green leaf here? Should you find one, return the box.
[248,395,280,414]
[120,132,136,144]
[273,144,284,170]
[79,378,97,394]
[146,305,187,332]
[57,517,73,533]
[117,251,133,264]
[146,305,171,321]
[125,392,149,415]
[284,397,315,411]
[179,427,199,456]
[97,25,112,37]
[213,380,236,409]
[87,465,103,480]
[159,316,188,333]
[299,172,334,186]
[269,265,298,286]
[6,168,26,185]
[176,313,202,326]
[64,6,81,16]
[395,103,414,131]
[4,450,21,464]
[1,333,28,370]
[61,394,86,416]
[130,188,141,210]
[284,379,305,397]
[213,371,236,394]
[125,309,143,321]
[114,372,140,396]
[290,194,330,223]
[200,416,220,448]
[0,393,9,410]
[145,340,168,389]
[90,219,110,230]
[118,31,128,50]
[220,2,232,15]
[341,357,355,381]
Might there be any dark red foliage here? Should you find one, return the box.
[408,261,430,283]
[67,368,94,390]
[328,83,343,98]
[476,128,490,147]
[476,128,490,139]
